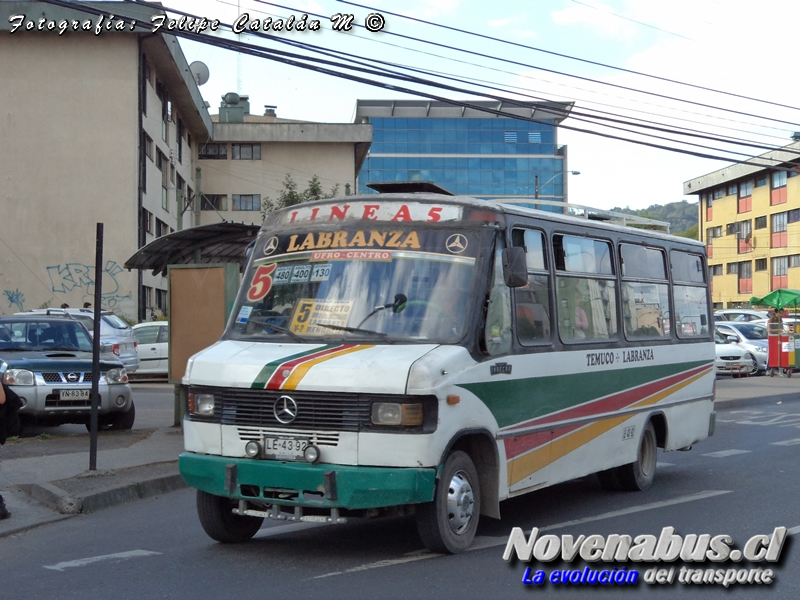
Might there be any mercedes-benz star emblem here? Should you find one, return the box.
[66,372,79,382]
[445,233,468,254]
[263,236,280,256]
[273,395,298,424]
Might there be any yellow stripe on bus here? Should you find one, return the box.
[507,366,712,487]
[281,344,376,390]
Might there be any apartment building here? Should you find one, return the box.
[684,140,800,309]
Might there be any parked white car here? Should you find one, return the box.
[715,322,769,375]
[714,309,769,322]
[714,329,754,376]
[132,322,168,377]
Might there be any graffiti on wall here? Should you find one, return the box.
[46,260,132,308]
[3,288,25,312]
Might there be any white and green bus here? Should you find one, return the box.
[179,189,716,553]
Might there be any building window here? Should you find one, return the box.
[772,212,788,248]
[727,184,737,196]
[504,132,517,143]
[790,255,800,268]
[755,215,767,229]
[156,150,168,211]
[143,209,153,234]
[705,192,713,221]
[143,133,153,161]
[155,288,168,313]
[737,220,752,253]
[771,171,788,205]
[155,218,169,237]
[528,132,542,143]
[710,264,723,277]
[788,209,800,224]
[773,256,788,290]
[738,180,752,213]
[755,174,768,187]
[739,180,753,197]
[198,143,227,160]
[231,143,261,160]
[727,262,738,275]
[713,188,725,200]
[143,285,153,313]
[738,261,752,294]
[232,194,261,211]
[177,119,184,164]
[201,194,228,211]
[755,258,767,271]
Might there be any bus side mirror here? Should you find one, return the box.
[501,247,528,288]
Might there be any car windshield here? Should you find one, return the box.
[228,227,484,343]
[726,323,768,340]
[0,320,93,352]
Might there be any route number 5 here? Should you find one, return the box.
[247,264,277,302]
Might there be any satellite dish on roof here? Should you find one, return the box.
[189,61,209,86]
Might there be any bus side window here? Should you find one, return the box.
[483,245,512,356]
[511,228,552,344]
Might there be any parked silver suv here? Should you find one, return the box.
[15,308,139,372]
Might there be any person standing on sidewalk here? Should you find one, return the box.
[0,382,23,519]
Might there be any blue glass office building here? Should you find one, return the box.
[355,100,574,208]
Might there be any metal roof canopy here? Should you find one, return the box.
[124,223,260,276]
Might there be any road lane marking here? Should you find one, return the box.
[788,525,800,536]
[772,438,800,446]
[307,490,732,580]
[657,462,675,467]
[44,550,162,572]
[701,449,751,458]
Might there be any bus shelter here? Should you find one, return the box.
[750,289,800,376]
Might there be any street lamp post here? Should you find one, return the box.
[535,170,580,200]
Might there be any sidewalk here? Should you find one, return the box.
[0,426,186,538]
[0,375,797,539]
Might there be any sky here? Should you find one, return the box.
[157,0,800,212]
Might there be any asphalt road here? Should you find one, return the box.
[2,385,799,599]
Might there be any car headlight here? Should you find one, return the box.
[189,393,215,416]
[371,402,423,426]
[106,368,129,384]
[4,368,35,386]
[754,347,768,353]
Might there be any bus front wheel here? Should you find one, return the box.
[616,421,657,491]
[196,490,264,543]
[416,451,480,554]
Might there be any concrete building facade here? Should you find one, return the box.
[0,2,371,322]
[684,141,800,309]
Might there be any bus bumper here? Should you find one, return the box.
[179,452,436,509]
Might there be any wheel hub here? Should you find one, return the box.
[446,470,474,535]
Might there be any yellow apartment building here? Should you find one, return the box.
[684,141,800,310]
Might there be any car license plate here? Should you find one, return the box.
[60,389,91,400]
[263,437,308,461]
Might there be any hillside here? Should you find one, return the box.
[610,201,699,237]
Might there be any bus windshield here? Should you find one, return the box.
[228,227,484,343]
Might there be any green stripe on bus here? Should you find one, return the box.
[458,361,709,429]
[250,345,337,389]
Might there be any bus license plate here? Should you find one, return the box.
[60,389,91,400]
[263,437,308,461]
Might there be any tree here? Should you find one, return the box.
[675,223,699,240]
[261,174,341,219]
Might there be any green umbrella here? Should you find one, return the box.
[750,289,800,310]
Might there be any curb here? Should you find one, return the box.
[18,474,187,515]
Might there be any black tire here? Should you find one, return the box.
[111,400,136,431]
[416,450,480,554]
[84,416,114,433]
[196,490,264,543]
[744,353,759,376]
[615,421,658,491]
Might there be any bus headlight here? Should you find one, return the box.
[303,445,320,463]
[371,402,424,426]
[245,441,262,458]
[189,393,215,416]
[4,369,34,386]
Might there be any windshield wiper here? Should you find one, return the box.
[314,323,394,343]
[259,321,307,343]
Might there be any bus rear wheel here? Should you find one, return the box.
[416,451,480,554]
[196,490,264,543]
[616,421,657,491]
